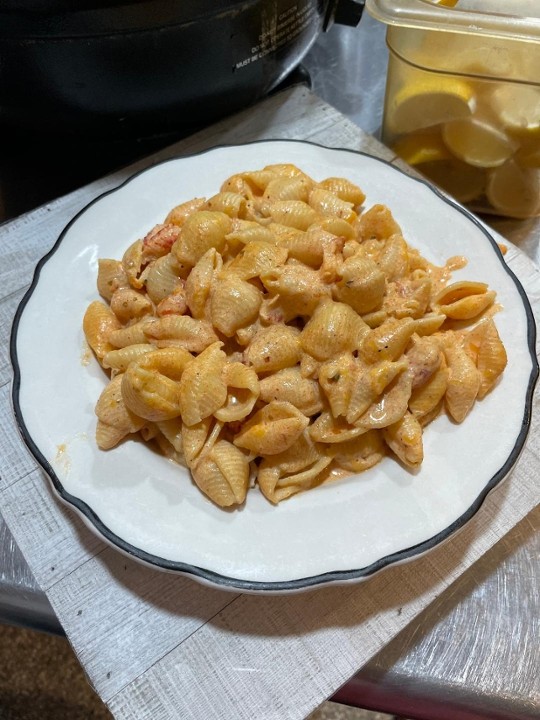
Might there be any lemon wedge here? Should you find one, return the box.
[489,85,540,138]
[417,158,486,204]
[486,160,540,218]
[392,131,452,166]
[430,0,459,6]
[442,118,517,168]
[389,77,476,134]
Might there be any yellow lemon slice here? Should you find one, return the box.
[489,85,540,138]
[430,0,459,6]
[388,77,476,134]
[392,131,452,166]
[442,118,517,168]
[417,158,486,203]
[486,160,540,218]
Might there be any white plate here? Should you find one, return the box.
[11,140,538,593]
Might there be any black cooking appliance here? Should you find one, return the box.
[0,0,364,138]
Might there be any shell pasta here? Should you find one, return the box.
[83,163,507,508]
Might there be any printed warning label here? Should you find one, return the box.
[234,3,317,70]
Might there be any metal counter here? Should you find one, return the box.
[1,13,539,720]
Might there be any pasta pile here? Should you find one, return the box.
[83,163,507,508]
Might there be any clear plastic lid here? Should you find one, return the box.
[366,0,540,42]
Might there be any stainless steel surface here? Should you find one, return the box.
[305,12,389,137]
[0,515,59,634]
[334,507,540,720]
[1,15,539,720]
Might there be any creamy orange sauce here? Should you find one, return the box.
[427,255,468,296]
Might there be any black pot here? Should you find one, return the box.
[0,0,364,138]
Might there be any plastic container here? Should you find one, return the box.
[366,0,540,218]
